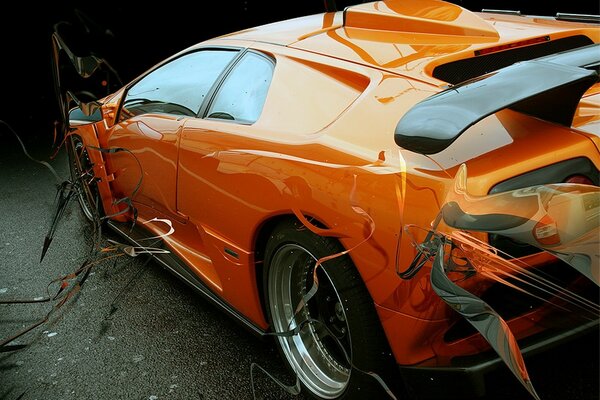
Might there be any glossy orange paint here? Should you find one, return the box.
[72,0,599,369]
[344,0,499,37]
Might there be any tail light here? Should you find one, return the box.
[533,215,561,246]
[490,159,598,257]
[531,175,594,246]
[531,175,593,247]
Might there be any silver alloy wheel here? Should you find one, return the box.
[68,136,99,221]
[268,243,351,399]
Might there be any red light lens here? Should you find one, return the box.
[565,175,594,185]
[533,215,561,246]
[475,36,549,56]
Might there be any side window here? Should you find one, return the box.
[120,50,237,121]
[206,52,274,124]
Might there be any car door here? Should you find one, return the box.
[177,50,275,227]
[176,50,275,316]
[105,48,240,218]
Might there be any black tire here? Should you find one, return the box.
[264,218,399,399]
[66,135,102,222]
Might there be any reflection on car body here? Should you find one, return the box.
[64,1,600,398]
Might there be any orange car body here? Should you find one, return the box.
[71,0,599,395]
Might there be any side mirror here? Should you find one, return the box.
[68,106,103,126]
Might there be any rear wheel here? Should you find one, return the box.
[67,135,101,221]
[264,219,398,399]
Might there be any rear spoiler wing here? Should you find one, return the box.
[394,44,600,154]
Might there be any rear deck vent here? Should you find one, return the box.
[432,35,594,84]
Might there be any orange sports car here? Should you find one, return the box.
[64,1,599,399]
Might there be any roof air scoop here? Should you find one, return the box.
[344,0,499,38]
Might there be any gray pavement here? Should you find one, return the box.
[0,136,598,400]
[0,139,300,400]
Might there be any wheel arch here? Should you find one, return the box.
[252,212,332,323]
[251,211,383,330]
[68,124,125,221]
[252,211,402,398]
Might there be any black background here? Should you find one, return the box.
[3,0,598,145]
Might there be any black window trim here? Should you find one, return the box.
[115,45,244,123]
[198,49,276,125]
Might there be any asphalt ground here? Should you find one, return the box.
[0,133,598,400]
[0,136,302,400]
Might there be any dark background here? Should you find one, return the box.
[0,2,598,399]
[2,0,598,146]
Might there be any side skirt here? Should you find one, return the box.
[107,220,267,337]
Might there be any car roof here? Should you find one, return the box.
[209,0,599,86]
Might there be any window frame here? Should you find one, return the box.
[116,45,244,123]
[198,49,276,125]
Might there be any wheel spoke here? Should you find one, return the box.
[268,243,350,398]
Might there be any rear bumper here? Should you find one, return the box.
[398,319,599,398]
